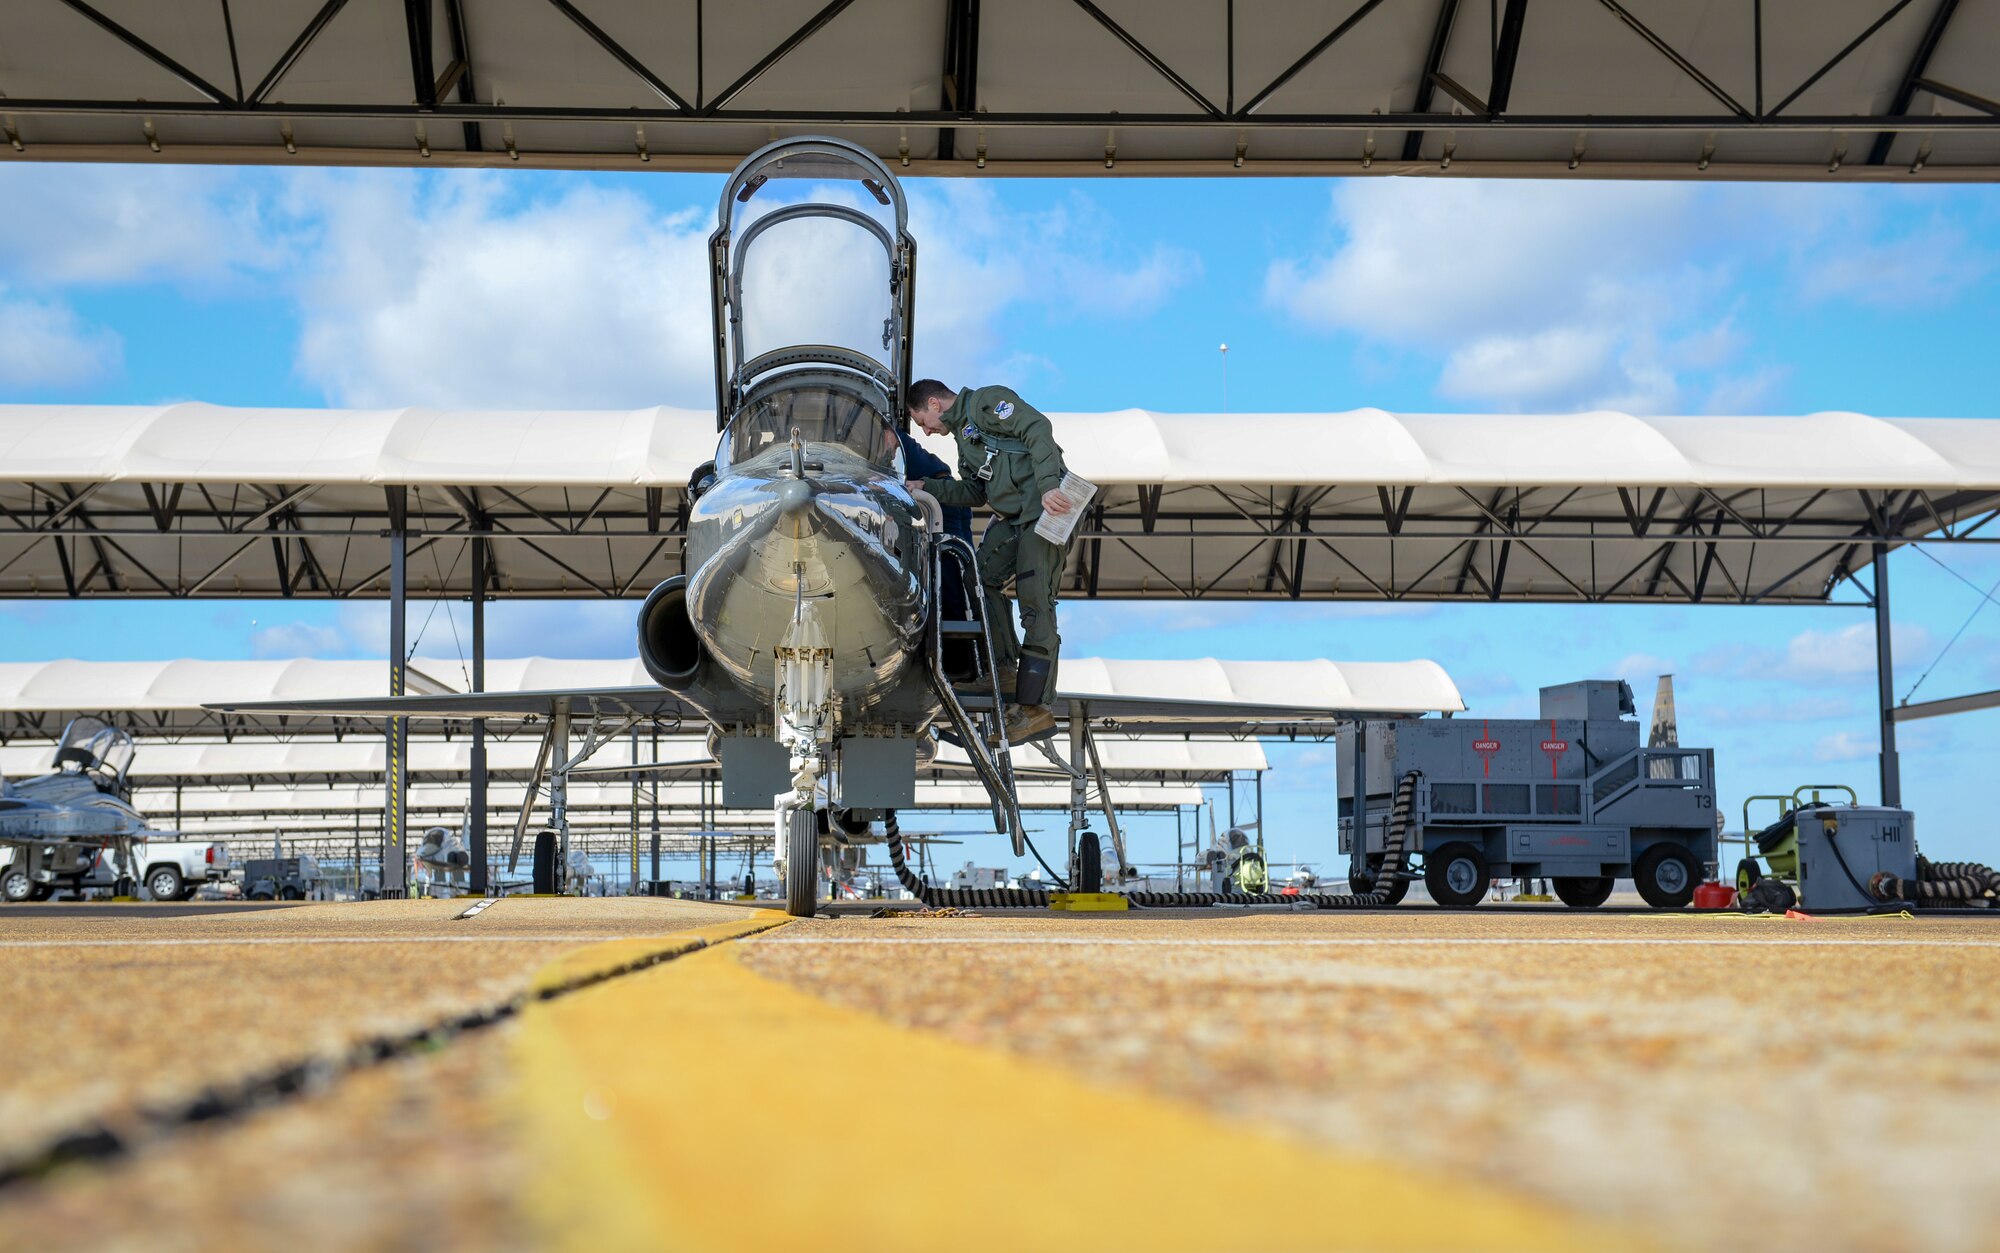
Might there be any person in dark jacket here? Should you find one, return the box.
[898,427,971,623]
[905,378,1074,742]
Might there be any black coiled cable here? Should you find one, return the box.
[884,772,1426,912]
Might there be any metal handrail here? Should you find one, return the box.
[924,533,1026,857]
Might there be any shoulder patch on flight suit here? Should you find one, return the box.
[994,401,1014,419]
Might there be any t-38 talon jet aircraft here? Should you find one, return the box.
[0,718,148,902]
[208,137,1461,915]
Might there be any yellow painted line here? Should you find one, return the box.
[517,940,1631,1252]
[526,912,789,995]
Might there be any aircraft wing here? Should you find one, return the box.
[205,686,709,723]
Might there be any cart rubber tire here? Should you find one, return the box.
[1,868,31,903]
[532,829,558,895]
[1075,832,1103,894]
[280,885,303,901]
[785,807,818,918]
[1735,857,1763,896]
[1425,841,1489,910]
[146,866,184,903]
[1552,876,1615,908]
[1634,843,1700,909]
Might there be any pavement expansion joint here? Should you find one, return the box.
[0,913,788,1195]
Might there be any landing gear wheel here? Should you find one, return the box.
[532,829,558,894]
[1073,832,1102,894]
[1634,843,1699,909]
[1,868,31,903]
[1425,842,1489,910]
[785,807,819,918]
[146,866,184,902]
[1553,876,1615,908]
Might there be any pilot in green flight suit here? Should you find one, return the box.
[905,377,1075,742]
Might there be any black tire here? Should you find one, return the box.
[249,890,275,902]
[1735,858,1763,896]
[1634,843,1700,909]
[280,885,304,901]
[1,868,31,903]
[1552,876,1615,908]
[785,807,818,917]
[1074,832,1103,894]
[1424,841,1489,909]
[532,829,558,894]
[30,884,55,902]
[146,865,184,903]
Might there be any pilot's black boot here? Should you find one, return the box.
[1013,654,1053,708]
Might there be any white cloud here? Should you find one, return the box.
[1761,186,1999,310]
[269,172,1197,410]
[1263,180,1791,413]
[0,287,120,389]
[1264,180,1724,412]
[288,599,644,664]
[1693,622,1932,685]
[0,166,281,287]
[1782,622,1931,680]
[290,175,717,409]
[1813,730,1876,762]
[250,621,348,659]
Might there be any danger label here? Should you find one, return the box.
[1541,721,1569,779]
[1473,722,1502,777]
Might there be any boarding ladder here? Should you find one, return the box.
[923,532,1028,857]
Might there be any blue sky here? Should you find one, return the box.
[3,161,1999,875]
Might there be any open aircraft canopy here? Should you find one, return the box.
[0,0,1994,180]
[0,404,1995,608]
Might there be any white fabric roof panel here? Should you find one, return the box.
[5,405,2000,491]
[136,781,1201,816]
[0,732,1265,780]
[0,656,1455,726]
[0,0,1995,179]
[2,405,1992,606]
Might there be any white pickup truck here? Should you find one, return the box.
[1,836,234,902]
[130,837,233,900]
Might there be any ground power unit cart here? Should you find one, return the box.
[1339,680,1718,909]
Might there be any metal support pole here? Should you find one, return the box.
[649,725,661,886]
[1348,720,1369,887]
[1067,702,1089,870]
[629,724,640,893]
[469,535,488,894]
[1175,804,1184,891]
[1873,542,1902,807]
[1254,769,1265,858]
[383,487,409,896]
[550,698,570,890]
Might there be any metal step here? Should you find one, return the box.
[938,620,989,636]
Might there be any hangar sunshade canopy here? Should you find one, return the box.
[0,0,1996,179]
[0,404,1996,608]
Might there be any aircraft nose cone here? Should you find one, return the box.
[775,478,815,516]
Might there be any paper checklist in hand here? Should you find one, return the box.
[1034,472,1097,545]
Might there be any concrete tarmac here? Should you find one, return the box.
[1,900,1995,1250]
